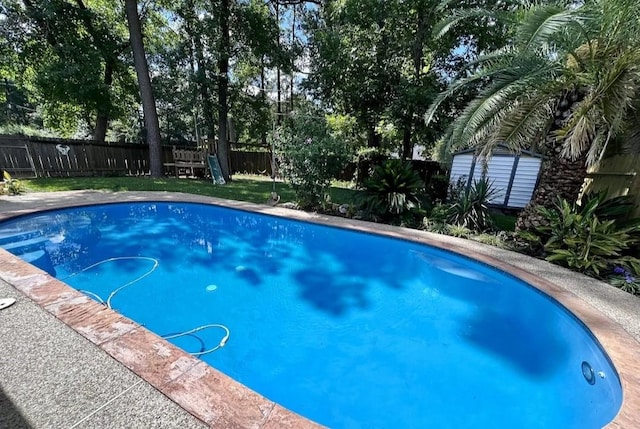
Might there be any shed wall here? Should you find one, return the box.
[507,157,542,208]
[449,150,541,209]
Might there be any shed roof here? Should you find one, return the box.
[452,144,543,158]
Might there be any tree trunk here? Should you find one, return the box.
[367,125,381,147]
[184,0,216,145]
[93,61,113,142]
[516,92,587,231]
[124,0,163,178]
[401,116,413,160]
[400,3,427,161]
[217,0,231,180]
[261,56,267,146]
[275,2,282,124]
[290,4,295,113]
[94,111,109,142]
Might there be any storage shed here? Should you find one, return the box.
[449,146,543,209]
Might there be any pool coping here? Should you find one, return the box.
[1,190,639,428]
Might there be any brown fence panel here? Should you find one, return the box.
[2,135,307,178]
[583,153,640,217]
[27,139,91,176]
[0,136,37,178]
[230,151,272,175]
[0,136,158,177]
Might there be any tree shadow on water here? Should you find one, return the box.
[235,266,263,287]
[461,307,569,378]
[294,267,370,316]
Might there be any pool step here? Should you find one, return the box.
[0,230,43,246]
[1,236,49,253]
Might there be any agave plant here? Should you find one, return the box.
[447,177,497,232]
[358,159,425,223]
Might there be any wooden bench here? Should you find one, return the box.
[164,147,208,177]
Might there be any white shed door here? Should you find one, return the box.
[507,157,542,208]
[485,156,515,205]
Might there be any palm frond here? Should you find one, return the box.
[432,7,509,40]
[561,103,598,160]
[450,57,560,149]
[424,62,515,125]
[601,0,640,49]
[561,49,640,164]
[619,96,640,154]
[597,51,640,126]
[516,5,588,53]
[587,128,610,167]
[494,91,558,151]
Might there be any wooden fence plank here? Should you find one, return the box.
[584,153,640,217]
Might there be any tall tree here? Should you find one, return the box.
[6,0,134,140]
[217,0,232,180]
[305,0,511,155]
[125,0,163,177]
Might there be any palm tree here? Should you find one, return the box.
[427,0,640,230]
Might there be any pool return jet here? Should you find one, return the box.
[61,256,230,356]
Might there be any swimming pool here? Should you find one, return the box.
[0,201,623,428]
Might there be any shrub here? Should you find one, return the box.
[585,191,638,225]
[609,265,640,295]
[1,171,24,195]
[533,196,640,277]
[274,112,354,210]
[447,224,472,238]
[425,174,449,203]
[357,159,425,224]
[447,177,496,231]
[471,232,509,248]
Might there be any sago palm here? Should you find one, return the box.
[427,0,640,230]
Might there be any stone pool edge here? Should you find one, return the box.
[0,190,638,428]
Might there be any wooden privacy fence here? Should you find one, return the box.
[0,135,273,178]
[583,153,640,217]
[0,135,158,177]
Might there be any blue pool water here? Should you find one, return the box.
[0,202,622,428]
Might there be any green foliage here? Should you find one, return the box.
[305,0,511,159]
[447,178,496,231]
[533,196,640,276]
[274,111,355,210]
[357,159,425,223]
[471,232,507,247]
[583,191,639,227]
[446,224,472,238]
[421,203,450,233]
[422,219,449,234]
[1,0,136,138]
[1,171,24,195]
[427,202,451,223]
[428,0,640,166]
[425,174,449,203]
[491,212,517,232]
[609,265,640,295]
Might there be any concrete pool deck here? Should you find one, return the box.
[0,190,639,428]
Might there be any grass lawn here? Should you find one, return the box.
[21,175,519,232]
[22,174,358,206]
[491,212,517,232]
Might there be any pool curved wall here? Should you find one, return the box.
[0,192,638,428]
